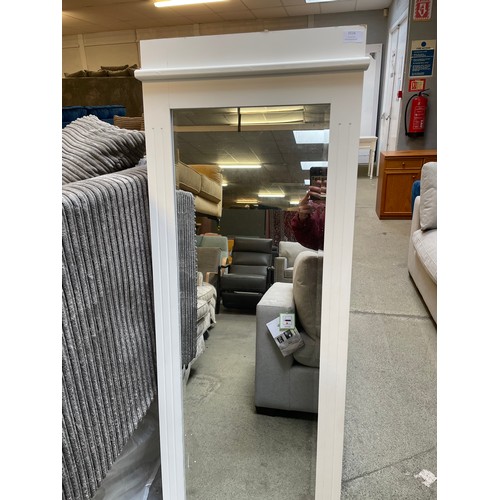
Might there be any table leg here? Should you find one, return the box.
[368,147,375,179]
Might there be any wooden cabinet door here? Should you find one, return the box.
[376,150,436,219]
[380,169,420,218]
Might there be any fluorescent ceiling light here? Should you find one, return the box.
[305,0,338,3]
[300,161,328,170]
[304,179,310,185]
[236,198,259,204]
[289,200,300,205]
[293,129,330,144]
[155,0,226,7]
[219,164,262,169]
[258,193,285,198]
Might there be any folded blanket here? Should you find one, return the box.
[62,115,146,185]
[62,165,198,499]
[62,166,156,499]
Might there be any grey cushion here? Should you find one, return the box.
[232,252,272,267]
[221,273,267,293]
[293,330,320,368]
[420,162,437,231]
[292,250,322,368]
[233,237,273,254]
[292,250,323,341]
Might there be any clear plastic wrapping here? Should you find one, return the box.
[93,400,160,500]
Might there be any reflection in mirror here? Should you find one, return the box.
[172,105,330,499]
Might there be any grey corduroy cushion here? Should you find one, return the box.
[62,115,146,184]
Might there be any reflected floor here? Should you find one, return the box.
[185,309,316,500]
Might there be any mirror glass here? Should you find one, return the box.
[173,104,330,499]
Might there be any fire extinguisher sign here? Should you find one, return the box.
[409,78,426,92]
[409,40,435,77]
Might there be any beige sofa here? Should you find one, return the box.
[176,162,223,218]
[408,162,437,322]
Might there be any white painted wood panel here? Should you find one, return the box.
[359,44,382,165]
[137,26,368,500]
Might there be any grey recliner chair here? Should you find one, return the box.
[217,237,274,312]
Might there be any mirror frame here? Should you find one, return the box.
[136,26,369,500]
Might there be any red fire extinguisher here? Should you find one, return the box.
[405,90,429,137]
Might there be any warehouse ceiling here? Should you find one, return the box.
[62,0,392,36]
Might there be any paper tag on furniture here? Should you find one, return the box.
[267,316,304,357]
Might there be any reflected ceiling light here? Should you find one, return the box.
[236,198,259,204]
[289,200,300,205]
[258,193,285,198]
[240,106,304,114]
[241,115,303,125]
[300,161,328,170]
[305,0,338,3]
[219,164,262,169]
[293,129,330,144]
[222,181,228,187]
[155,0,226,7]
[304,179,311,185]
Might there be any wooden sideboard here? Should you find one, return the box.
[375,150,437,219]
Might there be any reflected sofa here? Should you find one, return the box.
[195,247,219,340]
[255,250,323,414]
[176,162,223,218]
[196,234,229,268]
[274,240,309,283]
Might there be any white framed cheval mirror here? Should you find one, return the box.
[135,26,369,500]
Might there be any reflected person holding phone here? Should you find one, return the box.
[291,167,327,251]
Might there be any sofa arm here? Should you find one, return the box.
[274,256,287,283]
[410,196,421,235]
[255,282,295,409]
[190,164,222,184]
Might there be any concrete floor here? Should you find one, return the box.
[342,177,436,498]
[148,176,437,499]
